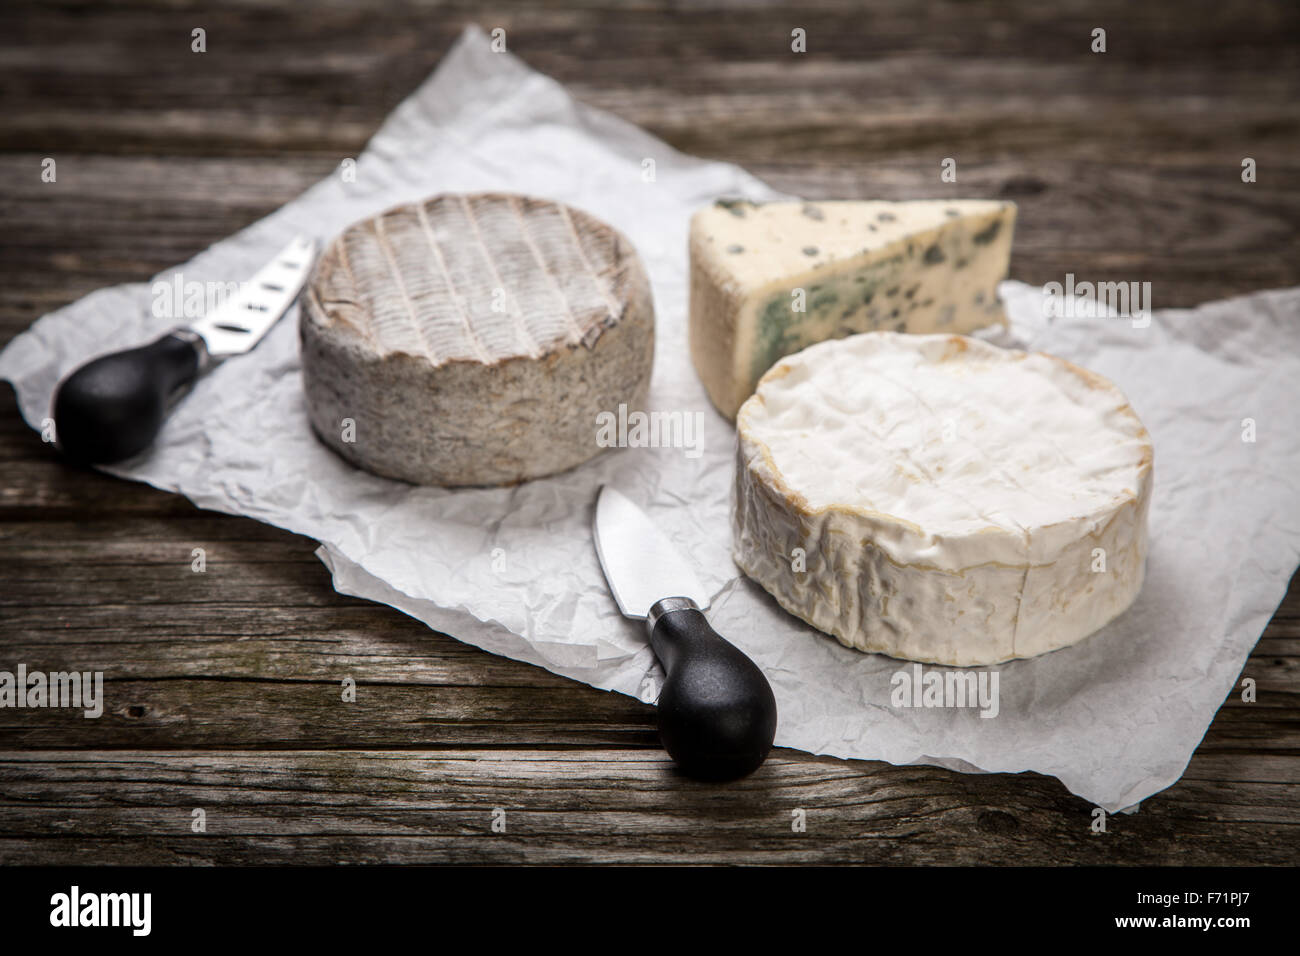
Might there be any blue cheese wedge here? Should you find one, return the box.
[734,332,1153,666]
[690,199,1016,419]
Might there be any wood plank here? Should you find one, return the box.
[0,1,1296,159]
[0,749,1294,865]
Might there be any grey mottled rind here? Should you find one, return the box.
[300,193,655,486]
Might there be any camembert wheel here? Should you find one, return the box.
[733,332,1153,666]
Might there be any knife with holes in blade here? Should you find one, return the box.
[593,485,778,781]
[52,235,317,465]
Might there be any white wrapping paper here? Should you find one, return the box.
[3,26,1298,811]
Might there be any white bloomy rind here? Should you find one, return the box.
[733,332,1153,666]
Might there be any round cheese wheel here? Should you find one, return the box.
[301,192,654,485]
[734,332,1153,666]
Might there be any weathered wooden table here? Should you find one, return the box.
[2,0,1296,865]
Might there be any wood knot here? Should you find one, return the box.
[977,809,1020,834]
[999,176,1047,198]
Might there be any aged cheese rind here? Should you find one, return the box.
[690,199,1016,419]
[301,193,654,486]
[733,332,1153,666]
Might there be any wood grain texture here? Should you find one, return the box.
[0,0,1297,865]
[0,749,1296,865]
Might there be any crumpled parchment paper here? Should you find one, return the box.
[3,26,1298,812]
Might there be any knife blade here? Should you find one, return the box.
[594,485,712,618]
[52,235,317,465]
[593,486,777,780]
[187,235,317,358]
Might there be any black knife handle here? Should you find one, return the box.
[648,598,778,781]
[53,330,203,465]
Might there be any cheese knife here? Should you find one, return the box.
[593,486,778,780]
[52,235,318,465]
